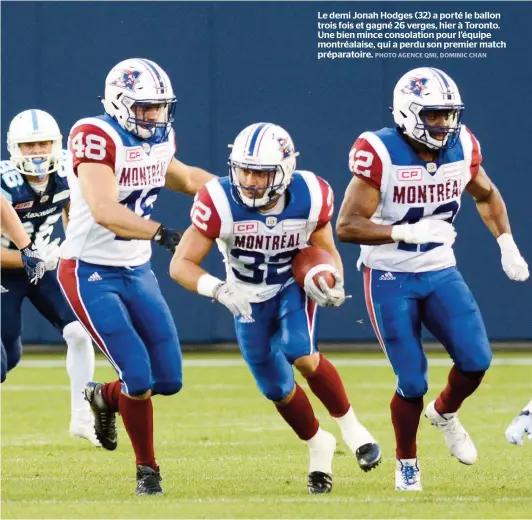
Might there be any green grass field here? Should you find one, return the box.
[2,351,531,519]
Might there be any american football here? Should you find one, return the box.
[292,246,336,288]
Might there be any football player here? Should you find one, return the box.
[170,122,381,494]
[1,191,48,383]
[336,67,529,490]
[505,399,532,446]
[57,58,214,495]
[1,110,98,445]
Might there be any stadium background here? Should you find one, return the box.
[2,1,531,346]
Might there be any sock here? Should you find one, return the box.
[391,392,423,459]
[304,354,350,417]
[119,393,157,471]
[307,428,335,474]
[64,323,96,420]
[435,366,485,415]
[102,380,122,413]
[275,383,319,441]
[334,406,375,451]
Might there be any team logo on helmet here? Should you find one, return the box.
[277,137,294,158]
[402,76,429,97]
[111,69,142,91]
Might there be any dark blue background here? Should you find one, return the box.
[2,1,530,343]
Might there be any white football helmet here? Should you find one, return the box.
[102,58,176,143]
[7,109,62,177]
[392,67,464,150]
[229,123,299,208]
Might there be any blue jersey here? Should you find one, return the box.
[1,151,70,250]
[191,171,333,302]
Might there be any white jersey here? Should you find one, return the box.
[190,172,334,303]
[61,115,175,266]
[349,125,482,273]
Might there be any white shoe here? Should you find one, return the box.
[395,458,422,491]
[425,400,477,465]
[70,416,101,447]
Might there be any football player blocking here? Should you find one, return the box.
[0,110,99,445]
[336,67,529,491]
[56,58,214,495]
[170,123,382,495]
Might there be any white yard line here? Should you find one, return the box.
[17,357,532,369]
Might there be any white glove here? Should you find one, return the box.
[304,265,346,307]
[35,237,61,271]
[498,234,529,282]
[213,282,254,322]
[505,412,532,446]
[392,220,456,246]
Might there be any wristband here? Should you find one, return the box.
[197,274,224,298]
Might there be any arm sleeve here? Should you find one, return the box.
[348,136,383,190]
[316,176,334,229]
[190,186,221,239]
[69,123,117,175]
[463,127,483,181]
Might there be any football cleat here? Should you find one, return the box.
[136,465,163,496]
[355,442,382,472]
[425,400,477,465]
[395,458,422,491]
[84,382,118,451]
[69,416,102,447]
[307,471,332,494]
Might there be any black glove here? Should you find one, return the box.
[19,242,47,285]
[153,224,183,253]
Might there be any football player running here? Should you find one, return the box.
[170,123,381,494]
[336,67,529,491]
[505,399,532,446]
[57,58,214,495]
[1,110,98,445]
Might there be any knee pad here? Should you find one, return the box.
[397,375,428,399]
[261,380,294,402]
[63,321,91,346]
[152,379,183,396]
[121,371,153,397]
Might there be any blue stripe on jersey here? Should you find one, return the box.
[31,110,38,131]
[139,59,165,94]
[248,123,268,156]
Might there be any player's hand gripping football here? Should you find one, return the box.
[505,412,532,446]
[213,282,254,322]
[391,219,457,246]
[304,265,347,307]
[19,242,47,285]
[497,233,529,282]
